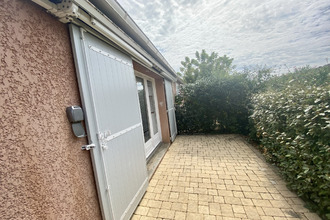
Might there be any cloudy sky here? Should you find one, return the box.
[116,0,330,73]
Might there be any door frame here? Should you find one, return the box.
[165,79,177,142]
[135,71,162,158]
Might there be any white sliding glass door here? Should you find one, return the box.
[136,74,162,158]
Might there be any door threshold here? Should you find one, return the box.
[146,142,170,179]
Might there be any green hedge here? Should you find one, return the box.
[175,75,251,134]
[250,66,330,218]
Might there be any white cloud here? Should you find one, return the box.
[117,0,330,72]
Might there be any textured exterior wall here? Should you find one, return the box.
[0,0,102,219]
[133,61,171,143]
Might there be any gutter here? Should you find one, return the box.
[89,0,177,76]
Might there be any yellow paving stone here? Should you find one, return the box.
[139,216,154,220]
[218,190,233,197]
[224,196,242,205]
[270,200,290,208]
[258,181,273,187]
[260,192,273,200]
[154,193,161,200]
[226,184,242,191]
[190,182,199,188]
[244,206,261,219]
[256,206,266,216]
[198,194,214,202]
[135,206,149,215]
[178,176,186,182]
[161,201,172,209]
[252,199,272,207]
[216,185,226,190]
[146,208,159,217]
[240,185,252,192]
[158,209,175,219]
[198,205,210,214]
[232,205,245,214]
[169,192,179,199]
[185,187,194,193]
[158,192,170,201]
[248,180,260,186]
[143,192,156,200]
[147,200,162,208]
[209,203,222,215]
[203,214,216,220]
[210,174,219,179]
[208,189,218,196]
[233,180,249,186]
[262,207,285,216]
[271,193,286,200]
[178,193,189,203]
[234,213,247,218]
[139,199,149,206]
[149,179,158,186]
[203,178,211,183]
[186,213,204,220]
[178,181,190,187]
[174,211,186,220]
[220,204,234,217]
[171,202,188,212]
[187,201,199,213]
[225,179,234,185]
[194,187,208,194]
[200,201,211,207]
[214,196,225,203]
[251,186,269,193]
[233,191,244,198]
[147,186,155,193]
[199,182,213,189]
[172,186,185,192]
[266,187,280,194]
[189,193,198,201]
[236,175,250,181]
[260,216,275,220]
[163,185,172,192]
[243,191,261,199]
[131,214,141,220]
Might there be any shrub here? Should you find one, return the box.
[176,75,251,134]
[250,65,330,218]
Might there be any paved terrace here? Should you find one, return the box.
[132,135,321,220]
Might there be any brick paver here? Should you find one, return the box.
[133,135,321,220]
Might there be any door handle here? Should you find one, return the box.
[81,143,95,150]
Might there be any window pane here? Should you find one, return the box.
[147,80,158,134]
[136,77,150,142]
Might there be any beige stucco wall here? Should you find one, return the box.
[0,0,102,219]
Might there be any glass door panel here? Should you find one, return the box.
[147,80,158,135]
[136,77,151,143]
